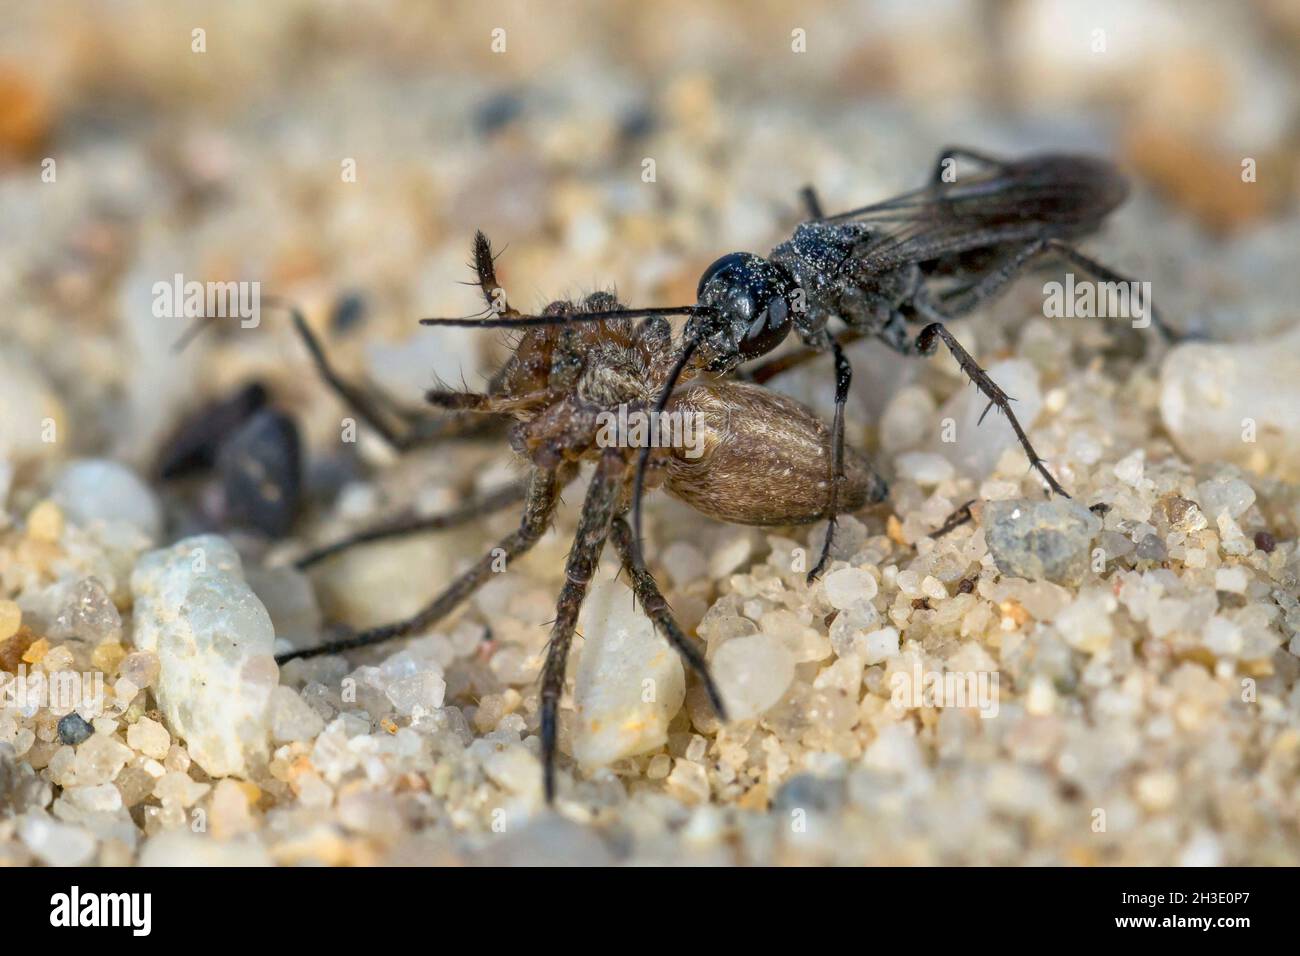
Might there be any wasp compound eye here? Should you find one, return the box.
[696,252,797,363]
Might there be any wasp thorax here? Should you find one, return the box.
[692,252,798,370]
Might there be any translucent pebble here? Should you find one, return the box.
[384,670,447,717]
[1055,589,1117,652]
[822,567,876,611]
[830,599,881,658]
[1112,450,1145,486]
[880,385,937,454]
[1135,534,1167,561]
[1214,566,1249,594]
[665,759,710,804]
[126,716,171,759]
[268,685,326,743]
[861,626,900,665]
[210,778,255,839]
[895,451,955,486]
[0,600,19,641]
[50,577,122,642]
[63,782,123,814]
[1195,475,1256,521]
[482,745,542,799]
[572,581,684,767]
[130,535,276,777]
[52,459,162,541]
[1203,616,1243,657]
[660,541,708,589]
[708,529,754,579]
[115,766,155,807]
[19,812,96,866]
[153,770,210,808]
[72,733,133,786]
[710,632,794,721]
[245,565,322,653]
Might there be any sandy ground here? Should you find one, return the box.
[1,1,1299,865]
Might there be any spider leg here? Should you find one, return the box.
[294,480,528,569]
[276,467,563,662]
[539,451,624,803]
[273,299,489,451]
[807,336,853,582]
[608,516,727,720]
[913,321,1068,497]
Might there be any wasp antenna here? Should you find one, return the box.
[630,336,700,566]
[419,305,706,329]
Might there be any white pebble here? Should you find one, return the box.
[126,716,170,759]
[130,535,277,778]
[895,451,955,486]
[861,626,900,665]
[710,632,795,721]
[1214,566,1249,594]
[1161,336,1300,477]
[571,581,685,767]
[19,812,96,866]
[269,686,326,743]
[52,459,162,541]
[822,567,877,611]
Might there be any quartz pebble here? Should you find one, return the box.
[268,685,325,743]
[710,631,795,721]
[822,567,877,611]
[50,577,122,642]
[571,581,684,767]
[130,535,277,777]
[984,499,1100,586]
[19,811,96,866]
[1161,335,1300,478]
[51,459,162,541]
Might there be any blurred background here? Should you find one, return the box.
[1,0,1298,501]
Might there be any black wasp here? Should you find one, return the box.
[423,146,1172,580]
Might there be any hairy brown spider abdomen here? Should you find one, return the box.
[664,381,886,526]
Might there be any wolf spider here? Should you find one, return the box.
[275,233,887,802]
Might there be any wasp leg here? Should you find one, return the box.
[930,499,977,539]
[805,336,853,583]
[931,146,1007,184]
[1043,239,1179,342]
[913,321,1069,498]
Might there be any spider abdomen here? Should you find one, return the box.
[663,381,886,526]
